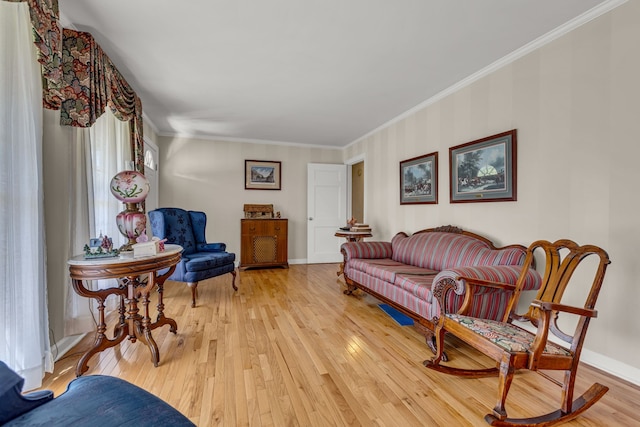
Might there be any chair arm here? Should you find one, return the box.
[531,300,597,318]
[527,300,598,369]
[340,241,393,262]
[523,301,576,369]
[197,242,226,252]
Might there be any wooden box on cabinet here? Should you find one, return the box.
[240,218,288,270]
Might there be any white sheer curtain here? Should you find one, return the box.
[89,111,132,251]
[64,111,131,333]
[0,1,53,390]
[65,126,94,335]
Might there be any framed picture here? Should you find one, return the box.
[245,160,282,190]
[400,151,438,204]
[449,129,517,203]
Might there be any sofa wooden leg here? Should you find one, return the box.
[343,283,358,295]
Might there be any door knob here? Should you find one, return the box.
[308,217,313,220]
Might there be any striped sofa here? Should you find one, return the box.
[341,226,541,354]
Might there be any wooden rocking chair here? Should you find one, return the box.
[424,239,611,426]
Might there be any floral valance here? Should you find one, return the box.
[60,29,144,171]
[4,0,144,172]
[4,0,63,108]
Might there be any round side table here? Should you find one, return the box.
[67,244,182,376]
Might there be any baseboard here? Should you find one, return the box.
[581,348,640,386]
[53,333,87,362]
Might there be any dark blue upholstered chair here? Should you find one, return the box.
[148,207,237,307]
[0,361,195,426]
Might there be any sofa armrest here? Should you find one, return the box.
[340,241,393,263]
[429,265,542,319]
[197,242,226,252]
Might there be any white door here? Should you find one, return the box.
[144,138,159,213]
[307,163,347,263]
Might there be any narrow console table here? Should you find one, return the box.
[67,244,182,376]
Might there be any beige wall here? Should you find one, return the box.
[343,1,640,381]
[155,136,343,261]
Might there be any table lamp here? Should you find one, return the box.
[110,170,150,251]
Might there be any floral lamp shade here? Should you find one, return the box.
[110,170,150,204]
[110,170,150,250]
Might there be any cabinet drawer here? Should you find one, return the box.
[242,219,287,235]
[241,220,269,235]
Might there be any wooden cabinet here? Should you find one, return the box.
[240,219,288,270]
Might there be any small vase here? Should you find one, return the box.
[116,205,147,250]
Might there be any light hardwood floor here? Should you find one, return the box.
[42,264,639,426]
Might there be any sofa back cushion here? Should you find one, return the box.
[391,231,526,270]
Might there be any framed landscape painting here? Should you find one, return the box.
[449,129,517,203]
[245,160,281,190]
[400,152,438,204]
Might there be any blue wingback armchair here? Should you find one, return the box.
[0,361,195,426]
[148,207,237,307]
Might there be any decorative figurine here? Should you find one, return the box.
[101,235,113,252]
[83,234,119,259]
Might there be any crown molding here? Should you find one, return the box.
[345,0,628,149]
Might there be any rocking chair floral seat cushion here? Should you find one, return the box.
[148,207,237,307]
[446,315,571,356]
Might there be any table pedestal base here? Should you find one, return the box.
[71,267,177,377]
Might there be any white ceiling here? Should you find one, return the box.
[58,0,614,148]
